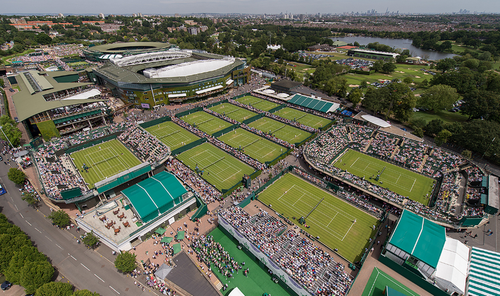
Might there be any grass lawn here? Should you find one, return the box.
[209,103,258,122]
[71,139,141,188]
[209,227,290,296]
[218,128,285,163]
[334,150,435,204]
[181,111,233,135]
[343,64,430,88]
[176,142,255,191]
[235,96,280,111]
[362,267,419,296]
[248,117,312,144]
[411,110,469,124]
[145,121,199,151]
[272,107,333,129]
[258,173,379,262]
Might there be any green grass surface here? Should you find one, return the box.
[71,139,141,188]
[235,96,280,111]
[258,173,378,262]
[272,107,333,129]
[362,267,419,296]
[218,128,285,163]
[176,142,255,191]
[209,103,258,122]
[145,121,199,151]
[343,64,430,88]
[411,110,468,124]
[210,227,289,296]
[334,150,434,204]
[248,117,312,144]
[181,111,233,135]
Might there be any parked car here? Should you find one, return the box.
[1,281,12,290]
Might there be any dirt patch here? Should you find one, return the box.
[415,76,421,78]
[396,71,405,74]
[424,72,429,75]
[349,84,360,88]
[414,94,421,97]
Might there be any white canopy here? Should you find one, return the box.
[61,89,101,101]
[361,115,391,128]
[434,237,469,296]
[196,85,223,95]
[228,287,245,296]
[168,93,186,98]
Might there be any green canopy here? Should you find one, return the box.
[176,231,185,240]
[173,243,181,254]
[155,227,166,235]
[160,237,173,244]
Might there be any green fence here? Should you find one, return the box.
[232,92,250,100]
[212,124,240,138]
[65,134,119,154]
[265,148,292,166]
[241,113,264,124]
[96,164,152,194]
[175,107,202,118]
[190,196,208,221]
[320,120,337,131]
[139,116,172,129]
[171,138,207,156]
[238,193,255,208]
[254,166,294,196]
[268,104,287,114]
[295,132,317,147]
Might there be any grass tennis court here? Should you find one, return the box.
[145,121,199,151]
[71,139,141,188]
[258,173,378,262]
[209,103,258,122]
[235,95,280,111]
[248,117,312,144]
[181,111,233,135]
[218,128,285,163]
[333,150,435,204]
[176,142,255,191]
[210,227,289,296]
[362,267,419,296]
[272,107,333,129]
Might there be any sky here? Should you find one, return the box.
[3,0,500,15]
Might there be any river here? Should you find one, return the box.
[330,36,456,60]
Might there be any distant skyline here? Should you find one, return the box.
[2,0,500,16]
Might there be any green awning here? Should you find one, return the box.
[480,194,488,205]
[176,231,185,240]
[173,243,181,254]
[155,227,166,235]
[160,237,173,244]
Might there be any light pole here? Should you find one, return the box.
[0,126,13,148]
[482,137,496,159]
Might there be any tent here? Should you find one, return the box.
[160,237,173,244]
[433,237,469,296]
[176,231,185,240]
[154,263,172,280]
[173,243,181,254]
[228,287,245,296]
[155,227,166,235]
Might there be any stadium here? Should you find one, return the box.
[92,45,250,106]
[82,42,174,61]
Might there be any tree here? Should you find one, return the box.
[22,192,38,208]
[372,60,384,72]
[418,84,460,112]
[8,168,26,185]
[403,77,413,85]
[347,88,363,108]
[461,149,472,159]
[73,290,100,296]
[412,127,424,138]
[5,245,47,284]
[20,260,54,294]
[425,119,444,137]
[436,58,456,73]
[324,76,347,97]
[0,234,31,273]
[435,129,452,146]
[48,210,71,228]
[36,282,73,296]
[382,62,397,74]
[114,251,136,273]
[82,231,99,249]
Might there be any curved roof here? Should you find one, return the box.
[86,42,171,54]
[144,58,235,78]
[361,115,391,128]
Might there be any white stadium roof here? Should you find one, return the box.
[143,58,235,78]
[434,237,469,296]
[361,115,391,128]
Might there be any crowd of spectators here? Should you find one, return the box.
[367,132,399,159]
[393,140,429,171]
[118,126,170,164]
[192,235,241,279]
[304,125,349,164]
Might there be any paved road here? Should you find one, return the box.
[0,157,156,296]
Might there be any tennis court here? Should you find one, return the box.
[209,103,258,122]
[181,111,233,135]
[361,267,419,296]
[235,95,280,111]
[258,173,378,262]
[248,117,312,144]
[145,121,199,151]
[272,107,333,129]
[71,139,141,188]
[176,142,255,191]
[333,150,435,204]
[218,128,285,163]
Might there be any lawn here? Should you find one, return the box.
[362,267,419,296]
[145,121,200,151]
[218,128,285,163]
[333,150,435,205]
[343,64,431,88]
[411,110,469,124]
[248,117,312,144]
[272,107,333,129]
[176,142,255,191]
[258,173,379,262]
[181,111,233,135]
[71,139,141,188]
[209,103,258,122]
[235,96,280,111]
[209,227,290,296]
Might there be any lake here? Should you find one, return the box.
[330,36,456,60]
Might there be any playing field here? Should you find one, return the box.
[218,128,285,163]
[333,150,434,204]
[209,103,258,122]
[176,142,255,191]
[71,139,141,188]
[361,267,419,296]
[181,111,233,135]
[235,95,280,111]
[145,121,199,151]
[248,117,312,144]
[272,107,333,129]
[258,173,378,262]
